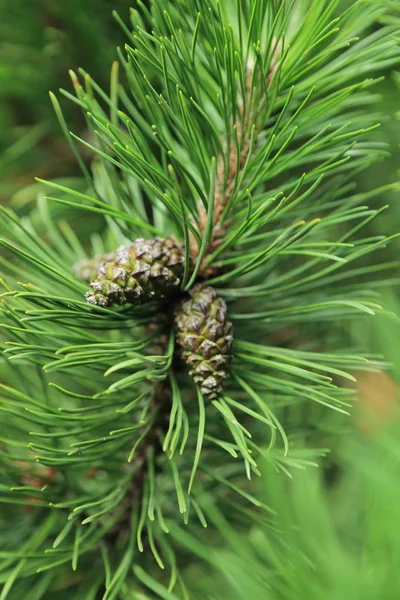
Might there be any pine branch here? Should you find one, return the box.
[0,0,399,597]
[190,52,280,275]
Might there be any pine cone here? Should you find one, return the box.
[73,252,114,282]
[175,285,233,399]
[86,237,185,307]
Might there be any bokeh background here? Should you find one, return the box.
[0,0,132,201]
[1,1,400,597]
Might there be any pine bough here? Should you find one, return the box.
[0,1,399,598]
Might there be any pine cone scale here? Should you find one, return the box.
[73,252,115,283]
[175,285,233,399]
[85,237,185,307]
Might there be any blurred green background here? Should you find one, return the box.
[1,2,400,598]
[0,0,132,203]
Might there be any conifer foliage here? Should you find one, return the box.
[0,1,399,598]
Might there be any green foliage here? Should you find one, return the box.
[175,418,400,600]
[177,289,400,599]
[0,0,399,598]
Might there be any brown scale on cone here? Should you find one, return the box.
[174,284,233,399]
[73,252,115,283]
[86,237,185,307]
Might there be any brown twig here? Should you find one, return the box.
[106,349,172,543]
[191,42,281,277]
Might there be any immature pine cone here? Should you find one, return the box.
[73,252,114,283]
[86,237,184,307]
[175,285,233,399]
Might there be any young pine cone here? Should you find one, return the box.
[175,285,233,399]
[86,237,185,307]
[73,252,115,283]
